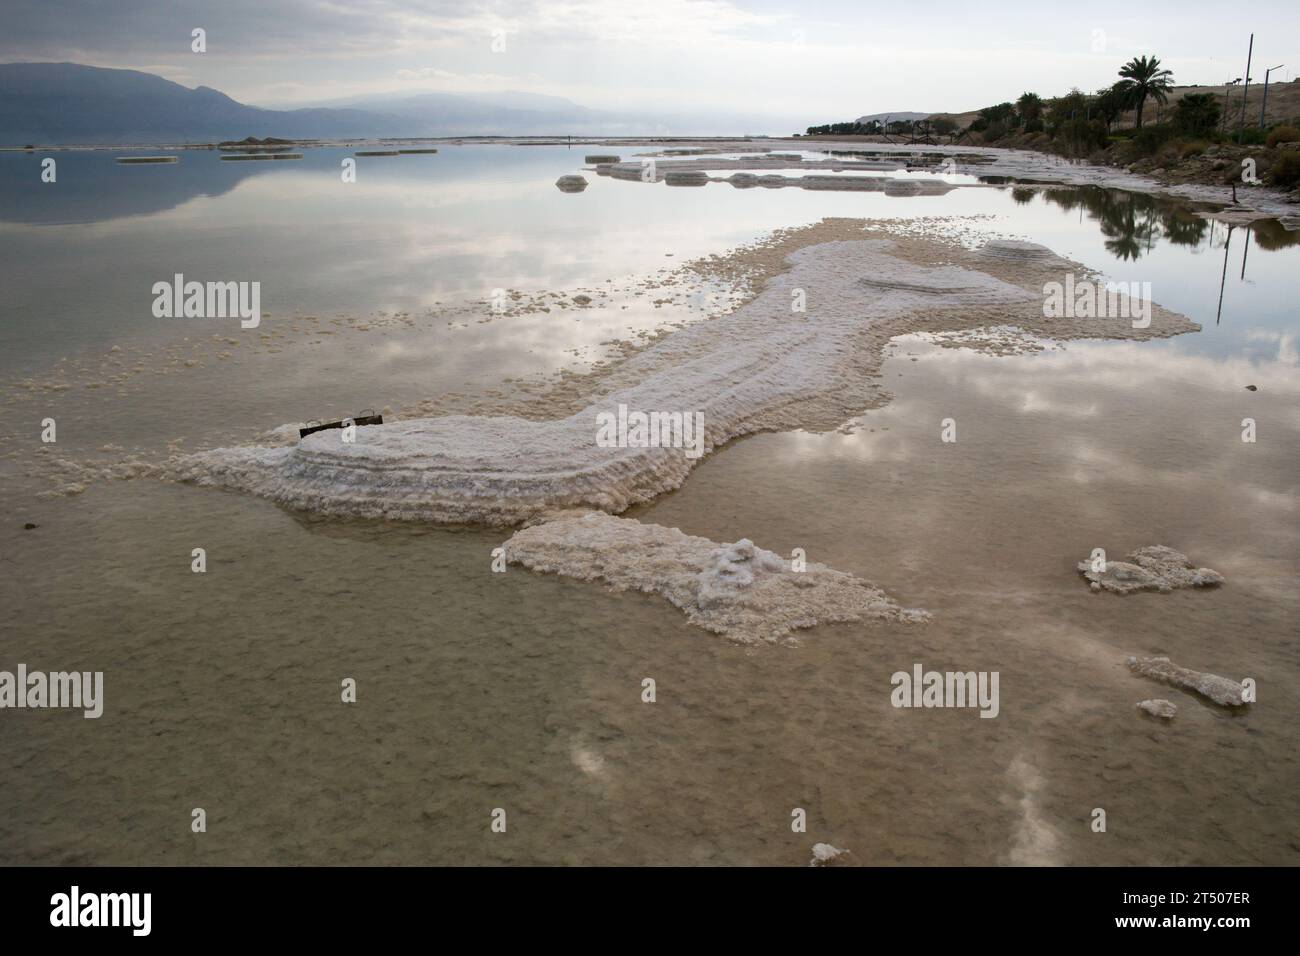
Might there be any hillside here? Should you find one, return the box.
[926,81,1300,134]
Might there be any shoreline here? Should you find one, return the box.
[7,135,1294,224]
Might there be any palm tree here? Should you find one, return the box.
[1116,55,1174,129]
[1016,92,1043,126]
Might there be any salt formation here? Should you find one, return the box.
[555,175,588,192]
[977,239,1067,265]
[884,179,922,196]
[584,154,620,163]
[663,170,709,187]
[1079,546,1224,594]
[608,154,958,194]
[809,843,850,866]
[800,175,885,192]
[504,512,927,644]
[1136,698,1177,719]
[175,235,1199,525]
[174,240,1045,524]
[1128,656,1247,708]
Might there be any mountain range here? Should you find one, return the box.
[0,63,798,144]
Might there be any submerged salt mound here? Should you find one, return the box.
[1078,545,1225,594]
[1128,656,1246,708]
[556,175,588,192]
[856,275,1013,305]
[505,512,928,644]
[809,843,850,866]
[1136,698,1177,719]
[977,239,1066,265]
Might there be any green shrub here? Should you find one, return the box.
[1126,123,1176,158]
[1266,125,1300,148]
[976,119,1010,142]
[1235,127,1267,146]
[1173,93,1221,137]
[1270,152,1300,187]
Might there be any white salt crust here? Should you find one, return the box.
[1128,656,1247,708]
[505,512,928,644]
[810,843,850,866]
[173,236,1197,525]
[172,240,1041,524]
[1078,545,1225,594]
[1136,699,1177,719]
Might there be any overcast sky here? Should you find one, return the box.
[3,0,1298,121]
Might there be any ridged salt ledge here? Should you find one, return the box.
[1128,656,1247,708]
[172,231,1199,525]
[505,512,928,644]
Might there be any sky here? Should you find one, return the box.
[2,0,1298,123]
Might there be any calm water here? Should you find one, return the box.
[1,145,1296,865]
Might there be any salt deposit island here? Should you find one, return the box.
[174,225,1201,644]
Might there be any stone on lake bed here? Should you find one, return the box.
[555,175,588,192]
[810,843,849,866]
[1136,698,1177,719]
[1078,545,1224,594]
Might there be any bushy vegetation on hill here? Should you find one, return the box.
[802,55,1300,191]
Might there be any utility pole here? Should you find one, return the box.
[1237,33,1253,141]
[1260,64,1285,127]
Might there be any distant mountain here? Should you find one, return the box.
[854,111,931,125]
[0,63,411,144]
[309,90,600,134]
[0,62,800,144]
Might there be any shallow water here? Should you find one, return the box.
[1,144,1296,864]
